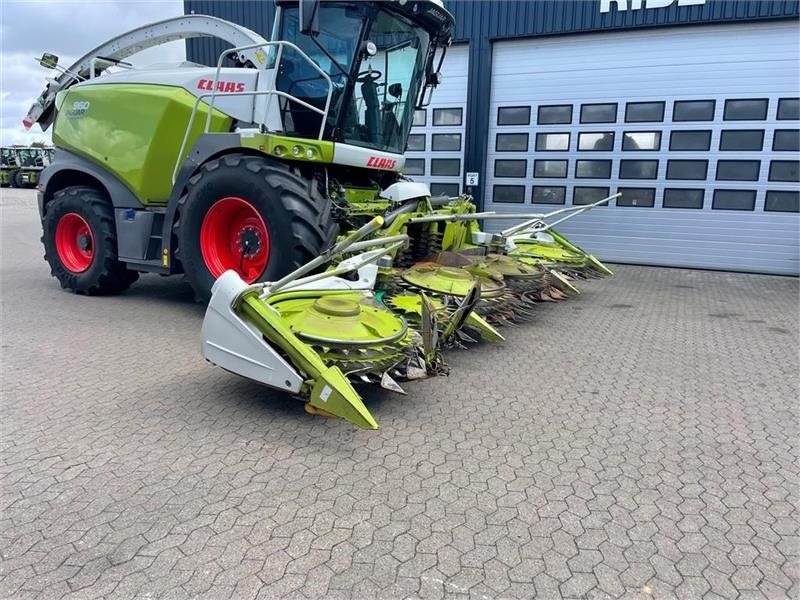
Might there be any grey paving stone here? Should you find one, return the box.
[0,189,798,600]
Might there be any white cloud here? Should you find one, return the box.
[0,0,185,146]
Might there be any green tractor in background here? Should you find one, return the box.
[0,147,18,188]
[25,1,613,428]
[1,146,51,188]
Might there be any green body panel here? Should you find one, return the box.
[0,170,10,186]
[548,229,614,275]
[343,187,381,204]
[331,186,389,219]
[241,133,334,163]
[53,83,232,205]
[239,291,379,430]
[17,169,41,186]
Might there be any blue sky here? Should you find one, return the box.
[1,0,185,145]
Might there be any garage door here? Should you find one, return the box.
[405,44,468,198]
[485,21,799,275]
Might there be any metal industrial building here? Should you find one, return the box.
[185,0,800,275]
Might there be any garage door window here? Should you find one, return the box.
[673,99,716,122]
[578,132,614,151]
[622,131,661,151]
[580,103,617,124]
[716,160,760,181]
[496,133,529,152]
[723,99,768,121]
[773,130,800,152]
[430,183,459,197]
[617,187,656,207]
[669,130,711,151]
[535,132,570,151]
[538,105,573,125]
[574,186,610,205]
[719,130,764,151]
[533,159,568,178]
[432,133,461,151]
[493,185,526,203]
[407,134,425,151]
[666,160,708,180]
[769,160,800,182]
[619,160,658,179]
[532,186,566,204]
[575,160,612,179]
[404,158,425,175]
[494,160,527,178]
[765,190,799,213]
[625,101,665,123]
[412,109,426,127]
[497,106,531,126]
[431,159,460,176]
[433,108,462,126]
[777,98,799,120]
[712,189,756,211]
[663,188,704,209]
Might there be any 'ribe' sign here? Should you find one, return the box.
[601,0,706,12]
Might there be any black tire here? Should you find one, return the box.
[14,171,27,188]
[42,186,139,295]
[175,154,339,301]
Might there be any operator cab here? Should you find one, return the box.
[272,0,454,155]
[1,148,17,167]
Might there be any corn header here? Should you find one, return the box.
[25,1,615,428]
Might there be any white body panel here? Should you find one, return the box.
[381,181,432,203]
[202,271,304,393]
[79,66,259,123]
[333,144,405,172]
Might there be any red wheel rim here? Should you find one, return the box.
[55,212,94,273]
[200,196,270,283]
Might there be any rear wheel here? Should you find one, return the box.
[175,154,339,301]
[42,186,139,294]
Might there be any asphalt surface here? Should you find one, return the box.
[1,188,798,600]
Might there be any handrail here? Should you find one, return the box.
[173,39,335,184]
[205,41,334,137]
[172,89,328,184]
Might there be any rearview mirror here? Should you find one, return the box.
[299,0,320,36]
[39,53,59,69]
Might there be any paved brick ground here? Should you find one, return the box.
[1,188,798,600]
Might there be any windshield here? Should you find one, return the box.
[17,149,36,167]
[341,9,430,154]
[276,4,366,138]
[275,3,431,154]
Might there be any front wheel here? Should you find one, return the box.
[175,154,339,301]
[42,186,139,294]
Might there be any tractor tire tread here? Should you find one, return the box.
[175,154,338,301]
[42,186,139,295]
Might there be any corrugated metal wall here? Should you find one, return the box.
[185,1,276,67]
[448,0,797,42]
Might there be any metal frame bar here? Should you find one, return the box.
[205,41,333,136]
[173,88,327,184]
[173,39,334,184]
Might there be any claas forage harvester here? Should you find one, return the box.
[25,0,613,428]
